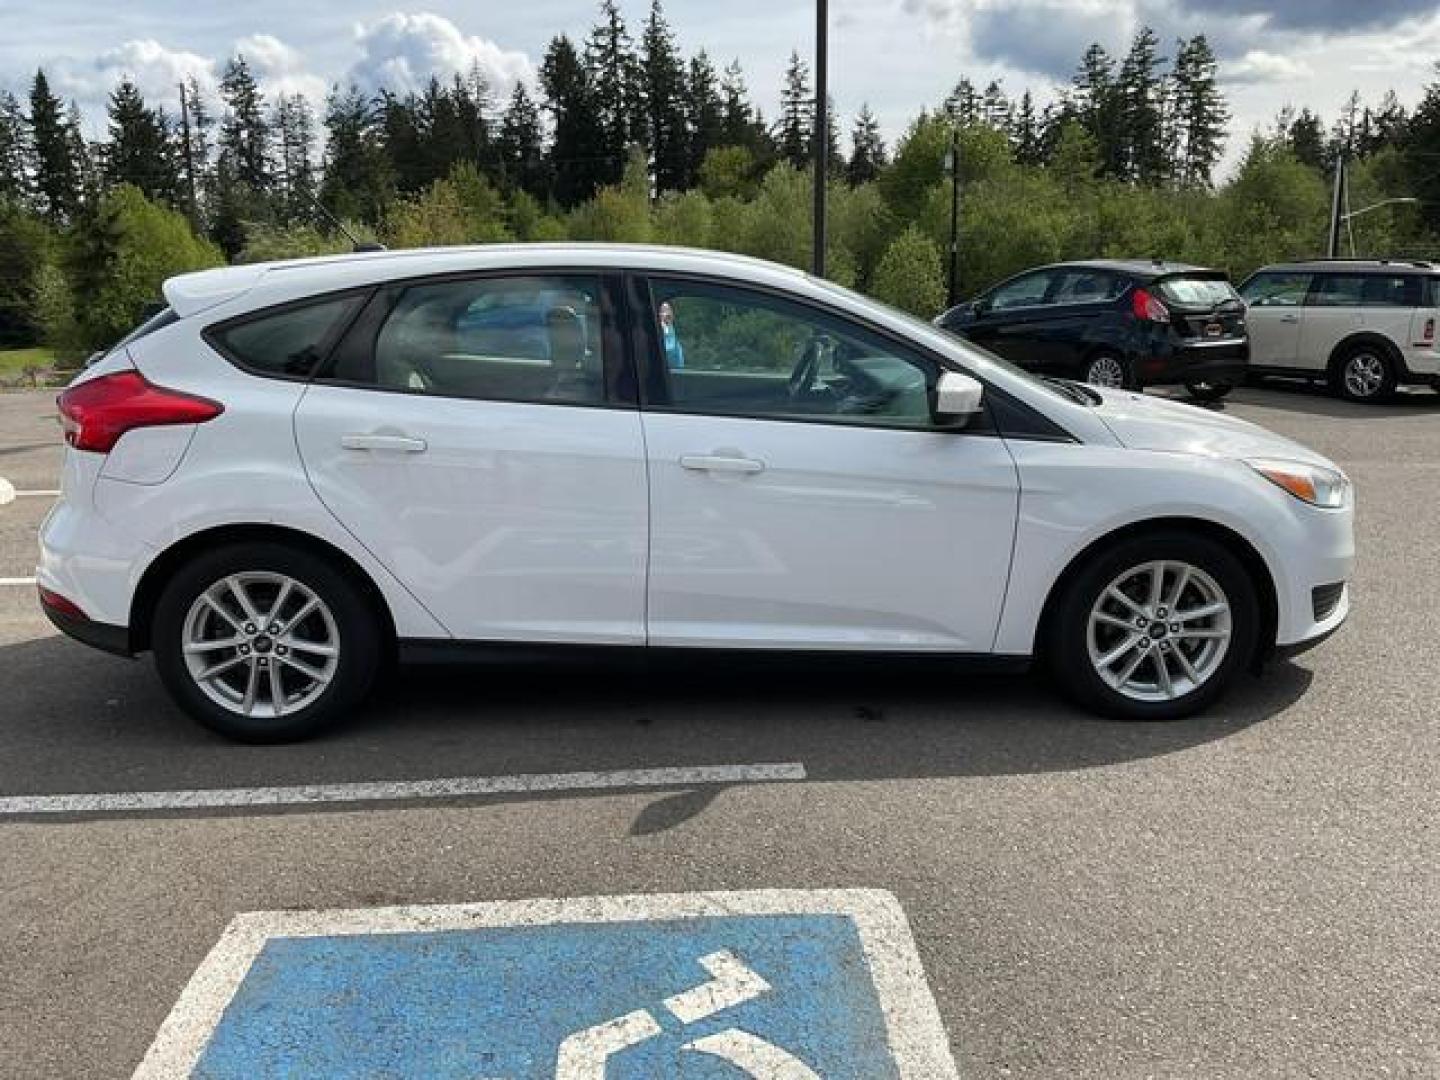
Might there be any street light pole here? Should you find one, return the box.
[946,128,960,308]
[812,0,828,277]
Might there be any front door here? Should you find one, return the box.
[637,276,1021,652]
[294,272,649,644]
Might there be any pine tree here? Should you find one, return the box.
[943,78,981,125]
[104,79,177,203]
[980,81,1011,132]
[1404,66,1440,235]
[28,70,82,222]
[542,34,608,206]
[273,93,316,223]
[846,104,886,185]
[497,82,547,199]
[1117,27,1168,185]
[218,57,270,191]
[1279,107,1327,170]
[320,84,392,226]
[685,51,725,187]
[585,0,643,185]
[641,0,688,193]
[1071,45,1121,178]
[1363,91,1408,156]
[1170,35,1228,187]
[719,60,765,152]
[0,92,28,204]
[1011,90,1042,165]
[776,51,813,169]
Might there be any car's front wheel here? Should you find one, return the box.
[152,542,381,742]
[1047,533,1260,721]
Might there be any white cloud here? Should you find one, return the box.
[347,13,534,97]
[235,33,328,104]
[49,38,217,122]
[1223,50,1312,85]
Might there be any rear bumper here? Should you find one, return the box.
[1138,340,1249,387]
[39,588,133,657]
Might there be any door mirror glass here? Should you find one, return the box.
[933,371,984,426]
[971,297,991,317]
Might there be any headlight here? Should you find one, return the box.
[1245,458,1350,508]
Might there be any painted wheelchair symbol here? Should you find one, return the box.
[555,949,820,1078]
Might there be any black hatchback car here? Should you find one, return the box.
[935,260,1249,400]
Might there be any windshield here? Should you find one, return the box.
[806,275,1088,406]
[1156,276,1240,308]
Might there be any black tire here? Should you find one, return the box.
[152,542,381,742]
[1330,344,1396,404]
[1184,380,1233,403]
[1046,531,1260,721]
[1082,351,1133,390]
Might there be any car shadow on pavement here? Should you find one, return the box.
[1235,382,1440,418]
[0,634,1313,825]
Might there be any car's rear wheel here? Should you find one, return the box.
[1184,380,1233,403]
[152,542,380,742]
[1047,533,1259,721]
[1331,345,1396,403]
[1082,351,1131,390]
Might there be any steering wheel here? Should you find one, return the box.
[787,335,825,401]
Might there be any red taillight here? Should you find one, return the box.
[1131,287,1171,324]
[57,370,223,454]
[38,585,86,620]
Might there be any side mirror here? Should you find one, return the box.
[971,297,991,317]
[932,371,984,427]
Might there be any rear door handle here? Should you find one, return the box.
[341,433,428,453]
[679,454,765,474]
[1279,314,1300,323]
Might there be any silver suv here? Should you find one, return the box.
[1239,259,1440,403]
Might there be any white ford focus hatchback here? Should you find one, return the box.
[39,245,1354,741]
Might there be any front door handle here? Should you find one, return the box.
[341,433,428,453]
[679,454,765,474]
[1279,314,1300,324]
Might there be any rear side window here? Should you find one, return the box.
[1049,270,1124,305]
[209,294,366,378]
[1240,272,1312,307]
[328,275,611,406]
[1311,274,1420,308]
[1156,277,1239,308]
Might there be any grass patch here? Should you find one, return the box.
[0,347,58,374]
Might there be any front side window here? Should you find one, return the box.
[210,294,365,377]
[1310,275,1369,307]
[989,271,1055,311]
[646,279,941,429]
[1240,272,1313,307]
[334,275,608,405]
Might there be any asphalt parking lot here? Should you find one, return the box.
[0,383,1437,1078]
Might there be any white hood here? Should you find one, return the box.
[1089,389,1339,469]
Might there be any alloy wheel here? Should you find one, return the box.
[1085,355,1126,388]
[1344,352,1386,399]
[1086,560,1232,702]
[181,572,340,719]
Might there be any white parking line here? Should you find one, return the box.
[0,762,808,816]
[0,476,58,505]
[0,577,36,586]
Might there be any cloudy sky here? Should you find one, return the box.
[2,0,1438,174]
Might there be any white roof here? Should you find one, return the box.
[162,243,813,319]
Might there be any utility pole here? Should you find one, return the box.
[946,127,961,307]
[812,0,828,277]
[1327,151,1345,258]
[177,81,199,223]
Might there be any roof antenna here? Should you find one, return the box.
[305,191,386,253]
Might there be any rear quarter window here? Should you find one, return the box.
[208,294,367,378]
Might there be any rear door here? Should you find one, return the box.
[293,272,649,645]
[1238,270,1313,369]
[1299,274,1369,370]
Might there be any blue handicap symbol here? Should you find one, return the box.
[193,913,905,1078]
